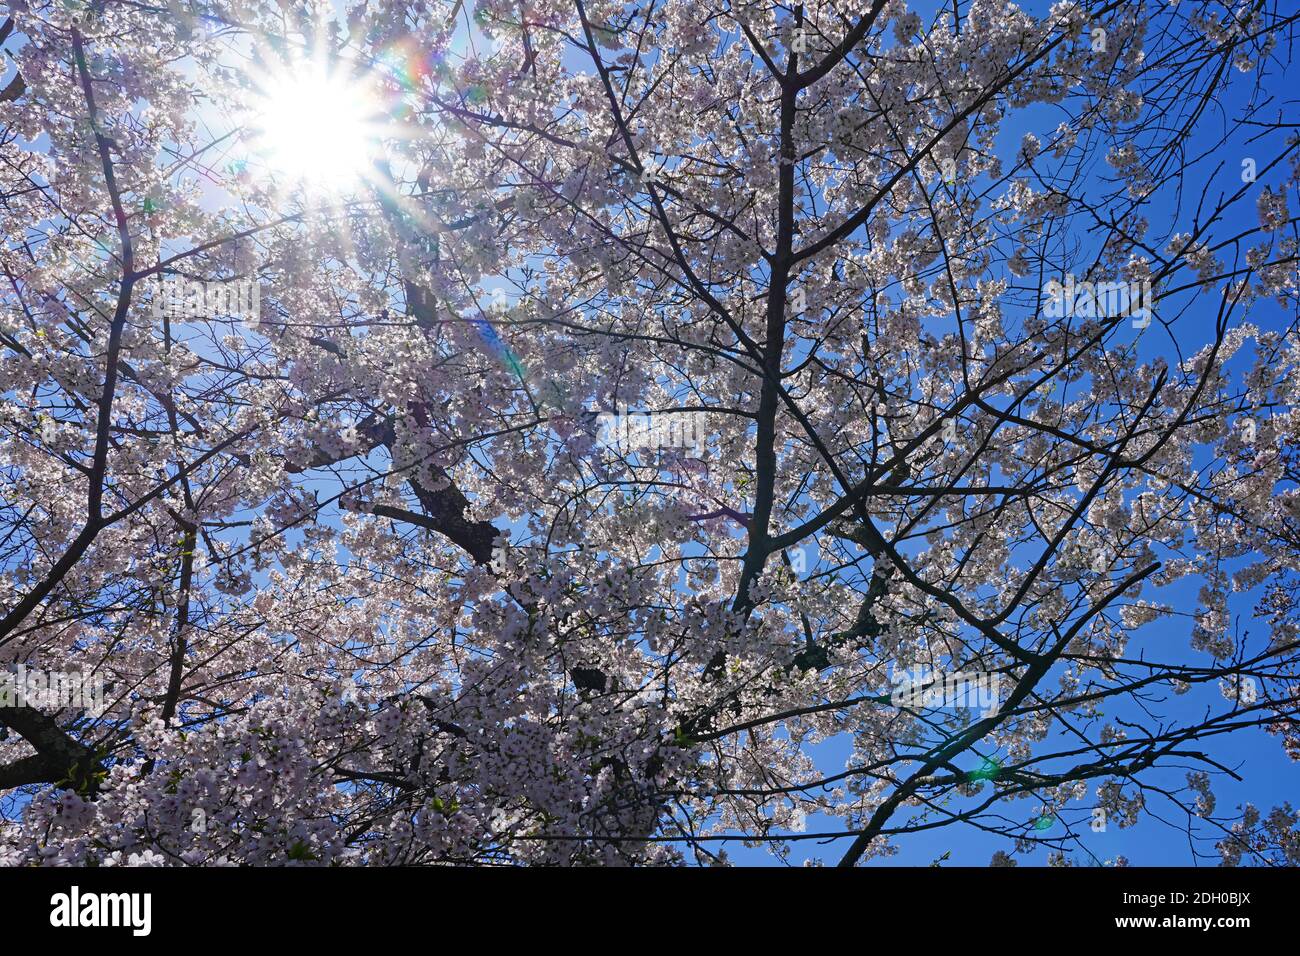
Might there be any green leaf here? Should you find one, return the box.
[287,839,317,861]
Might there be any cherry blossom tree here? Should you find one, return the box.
[1,0,1299,866]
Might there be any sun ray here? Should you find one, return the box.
[248,54,383,197]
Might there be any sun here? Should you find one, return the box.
[249,58,382,195]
